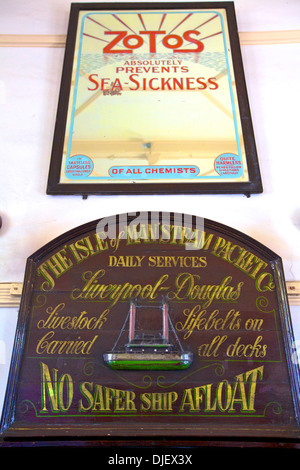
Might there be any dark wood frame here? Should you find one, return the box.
[1,212,299,447]
[46,2,263,197]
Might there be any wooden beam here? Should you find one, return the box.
[0,31,300,48]
[0,34,66,48]
[239,30,300,46]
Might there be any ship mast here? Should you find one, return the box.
[162,300,169,342]
[128,300,136,342]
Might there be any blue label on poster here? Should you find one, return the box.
[214,153,243,178]
[109,165,200,180]
[65,155,93,179]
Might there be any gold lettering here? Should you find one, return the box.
[245,366,264,411]
[40,362,59,412]
[193,230,214,250]
[176,305,241,340]
[168,273,243,308]
[37,263,56,291]
[217,380,232,412]
[255,272,275,292]
[85,385,137,412]
[179,388,197,412]
[36,331,98,355]
[229,372,251,412]
[78,382,94,411]
[140,392,178,412]
[178,366,263,414]
[40,362,73,413]
[45,250,73,277]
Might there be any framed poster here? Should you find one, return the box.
[46,2,263,196]
[1,212,299,447]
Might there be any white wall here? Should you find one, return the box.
[0,0,300,414]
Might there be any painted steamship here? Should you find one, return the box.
[103,299,193,370]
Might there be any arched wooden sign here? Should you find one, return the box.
[1,212,299,446]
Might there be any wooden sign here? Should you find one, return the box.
[1,212,299,446]
[47,2,262,196]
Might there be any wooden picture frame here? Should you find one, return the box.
[46,2,263,196]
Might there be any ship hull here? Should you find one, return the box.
[103,352,193,370]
